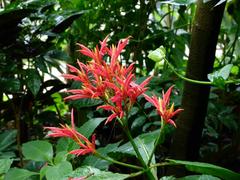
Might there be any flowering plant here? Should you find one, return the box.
[4,35,238,180]
[44,35,182,179]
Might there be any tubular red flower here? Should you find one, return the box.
[144,86,183,127]
[44,109,95,156]
[63,35,152,124]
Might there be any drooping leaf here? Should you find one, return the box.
[22,140,53,162]
[0,159,13,174]
[51,11,86,34]
[167,159,240,180]
[68,166,128,180]
[4,168,38,180]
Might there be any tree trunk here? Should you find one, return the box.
[170,0,226,165]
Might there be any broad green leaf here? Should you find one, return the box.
[114,130,159,178]
[68,166,128,180]
[4,168,38,180]
[45,161,73,180]
[78,117,106,138]
[167,159,240,180]
[116,130,158,161]
[26,69,41,96]
[83,141,121,170]
[0,159,13,174]
[22,140,53,162]
[0,130,17,152]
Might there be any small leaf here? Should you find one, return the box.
[0,159,13,174]
[167,159,240,180]
[22,140,53,162]
[4,168,38,180]
[148,46,166,62]
[218,64,233,80]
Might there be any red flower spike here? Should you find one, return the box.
[63,35,152,124]
[44,109,95,156]
[144,86,183,127]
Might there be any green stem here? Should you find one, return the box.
[123,126,156,180]
[164,58,240,85]
[94,151,143,170]
[147,119,165,166]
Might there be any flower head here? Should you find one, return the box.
[144,86,183,127]
[44,109,95,156]
[63,36,152,124]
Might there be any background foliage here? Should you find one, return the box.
[0,0,239,179]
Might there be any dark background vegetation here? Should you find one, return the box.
[0,0,239,179]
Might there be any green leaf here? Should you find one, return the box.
[167,159,240,180]
[0,159,13,174]
[0,130,17,152]
[51,11,86,34]
[148,46,166,62]
[54,151,68,165]
[160,0,196,6]
[115,130,158,163]
[22,140,53,162]
[78,117,106,138]
[68,166,128,180]
[208,64,233,82]
[179,174,221,180]
[0,78,20,93]
[45,161,73,180]
[26,69,41,96]
[218,64,233,80]
[83,142,121,170]
[4,168,38,180]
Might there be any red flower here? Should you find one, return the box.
[144,86,183,127]
[44,109,95,156]
[63,36,152,124]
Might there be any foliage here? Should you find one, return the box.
[0,0,240,179]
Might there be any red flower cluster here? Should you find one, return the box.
[44,109,95,156]
[144,86,183,127]
[63,36,151,124]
